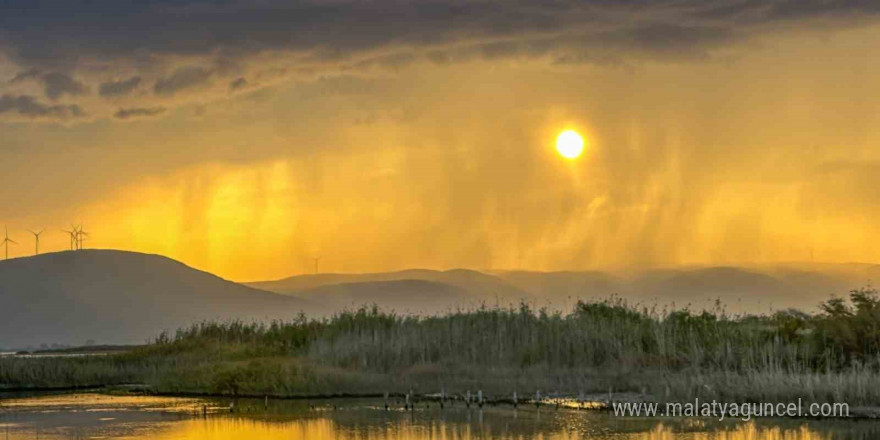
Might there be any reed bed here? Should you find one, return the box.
[3,288,880,404]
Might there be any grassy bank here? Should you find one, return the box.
[3,288,880,405]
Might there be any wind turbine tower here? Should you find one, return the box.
[77,224,89,250]
[69,223,88,250]
[62,229,76,250]
[1,226,16,260]
[29,229,44,255]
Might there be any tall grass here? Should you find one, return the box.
[153,290,878,373]
[4,288,880,403]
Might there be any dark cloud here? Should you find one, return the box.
[99,76,142,97]
[9,69,41,83]
[2,0,878,72]
[8,70,89,100]
[153,67,212,96]
[228,77,247,92]
[765,0,880,21]
[616,23,734,55]
[41,72,89,100]
[113,106,166,119]
[0,94,85,119]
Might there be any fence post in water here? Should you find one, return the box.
[405,391,411,410]
[536,390,541,408]
[202,405,207,418]
[440,388,445,409]
[465,390,471,409]
[478,390,483,408]
[264,395,268,411]
[513,391,518,409]
[384,391,389,411]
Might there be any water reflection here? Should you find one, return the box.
[1,393,879,440]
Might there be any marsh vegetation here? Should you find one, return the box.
[4,288,880,405]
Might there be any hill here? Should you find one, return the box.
[253,264,878,315]
[0,250,314,349]
[495,265,874,314]
[248,269,528,306]
[627,267,796,312]
[293,279,477,314]
[492,270,621,307]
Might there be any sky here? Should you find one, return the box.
[2,1,880,281]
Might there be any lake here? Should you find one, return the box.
[1,393,880,439]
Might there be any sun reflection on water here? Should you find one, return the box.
[134,417,836,440]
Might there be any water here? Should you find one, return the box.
[1,393,879,439]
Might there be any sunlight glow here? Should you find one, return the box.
[556,130,584,160]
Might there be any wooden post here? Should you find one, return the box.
[513,391,518,409]
[384,391,390,411]
[536,390,541,408]
[264,395,268,410]
[478,390,483,408]
[466,390,471,408]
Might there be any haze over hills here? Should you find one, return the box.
[0,250,315,349]
[249,269,529,306]
[292,280,478,314]
[253,264,880,315]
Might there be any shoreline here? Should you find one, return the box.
[3,385,878,420]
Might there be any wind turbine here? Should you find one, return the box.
[69,224,80,250]
[1,226,16,260]
[69,223,87,250]
[77,224,89,250]
[62,228,76,250]
[28,229,44,255]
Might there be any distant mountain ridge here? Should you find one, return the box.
[0,250,314,349]
[252,264,880,315]
[292,279,477,314]
[249,268,529,306]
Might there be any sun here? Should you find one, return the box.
[556,130,585,160]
